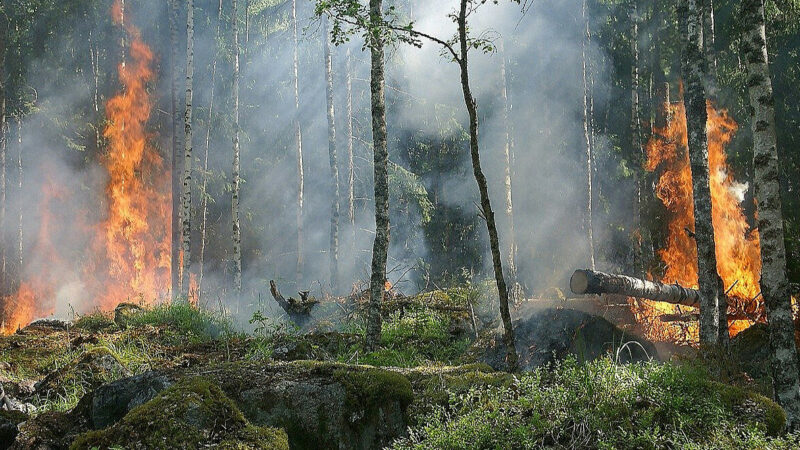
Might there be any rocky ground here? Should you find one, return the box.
[1,289,797,449]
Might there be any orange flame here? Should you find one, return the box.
[1,1,169,334]
[634,95,762,341]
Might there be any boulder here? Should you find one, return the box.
[113,303,144,328]
[472,307,657,371]
[71,377,288,450]
[81,370,172,429]
[34,347,130,402]
[199,361,413,450]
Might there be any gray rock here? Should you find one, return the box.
[475,307,657,371]
[86,371,172,429]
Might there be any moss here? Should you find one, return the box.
[717,381,786,435]
[333,367,415,415]
[70,377,287,450]
[74,312,116,333]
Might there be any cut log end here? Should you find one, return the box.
[570,270,591,295]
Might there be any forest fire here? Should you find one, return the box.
[634,98,762,341]
[0,1,169,334]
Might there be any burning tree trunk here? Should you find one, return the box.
[456,0,518,370]
[581,0,595,270]
[570,269,700,308]
[169,0,181,299]
[180,0,195,298]
[16,117,22,290]
[199,0,224,296]
[741,0,800,429]
[323,18,340,293]
[292,0,305,288]
[232,0,242,293]
[365,0,390,352]
[682,0,726,344]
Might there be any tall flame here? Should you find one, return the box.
[1,0,169,334]
[634,95,763,341]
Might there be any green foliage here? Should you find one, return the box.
[393,358,794,449]
[125,302,237,344]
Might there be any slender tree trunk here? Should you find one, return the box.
[630,2,645,276]
[1,94,6,298]
[581,0,595,270]
[346,48,355,241]
[365,0,389,351]
[169,0,181,299]
[292,0,305,288]
[232,0,243,293]
[180,0,195,298]
[741,0,800,429]
[16,117,21,287]
[498,39,517,285]
[199,0,223,297]
[323,19,340,293]
[457,0,518,370]
[682,0,726,344]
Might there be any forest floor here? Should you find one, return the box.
[1,288,800,449]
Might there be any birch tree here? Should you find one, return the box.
[582,0,595,270]
[323,18,341,292]
[232,0,243,293]
[199,0,224,295]
[498,39,517,285]
[681,0,727,344]
[180,0,195,297]
[346,48,355,242]
[293,0,305,288]
[741,0,800,429]
[169,0,181,298]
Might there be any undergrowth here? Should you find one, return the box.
[393,357,798,449]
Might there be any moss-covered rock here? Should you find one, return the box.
[70,377,288,450]
[79,370,173,429]
[113,302,145,328]
[10,410,82,450]
[199,360,413,450]
[34,346,131,401]
[73,313,116,333]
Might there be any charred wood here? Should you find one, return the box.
[269,280,319,326]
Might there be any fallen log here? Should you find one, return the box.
[570,269,700,308]
[658,312,756,323]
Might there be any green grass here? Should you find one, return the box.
[393,357,797,449]
[126,302,237,344]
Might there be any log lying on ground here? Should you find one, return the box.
[570,269,700,308]
[269,280,319,326]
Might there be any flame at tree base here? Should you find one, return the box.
[632,96,763,342]
[1,0,169,334]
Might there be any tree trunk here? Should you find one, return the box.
[180,0,194,298]
[199,0,224,297]
[1,94,6,298]
[630,3,645,276]
[741,0,800,429]
[323,18,340,293]
[232,0,242,293]
[169,0,181,299]
[292,0,305,288]
[702,0,718,97]
[682,0,726,344]
[346,49,355,243]
[498,39,517,284]
[365,0,389,351]
[570,269,700,307]
[457,0,518,370]
[581,0,595,270]
[16,117,22,288]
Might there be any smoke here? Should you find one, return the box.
[4,0,625,328]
